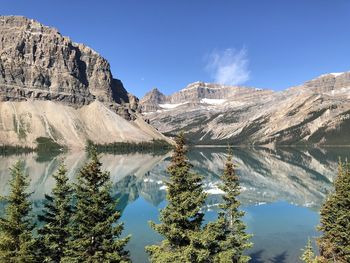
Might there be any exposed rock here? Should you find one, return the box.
[141,82,273,108]
[140,88,166,112]
[0,16,170,147]
[0,100,171,148]
[140,72,350,145]
[0,15,138,118]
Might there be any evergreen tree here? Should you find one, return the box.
[317,159,350,262]
[0,161,36,262]
[201,148,252,263]
[300,239,318,263]
[62,150,130,263]
[146,132,207,262]
[37,164,73,262]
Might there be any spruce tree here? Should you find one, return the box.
[317,159,350,262]
[37,164,73,262]
[300,239,318,263]
[0,161,36,262]
[201,148,252,263]
[62,150,130,263]
[146,132,207,262]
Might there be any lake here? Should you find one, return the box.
[0,146,348,262]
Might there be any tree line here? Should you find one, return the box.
[0,133,349,262]
[85,139,171,155]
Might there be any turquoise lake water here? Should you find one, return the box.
[0,146,348,262]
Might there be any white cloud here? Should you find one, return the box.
[206,48,250,86]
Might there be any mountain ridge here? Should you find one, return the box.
[0,15,171,148]
[140,72,350,145]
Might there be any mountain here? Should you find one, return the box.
[140,73,350,145]
[0,16,170,148]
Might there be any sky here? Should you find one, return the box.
[1,0,350,97]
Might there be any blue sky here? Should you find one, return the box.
[1,0,350,97]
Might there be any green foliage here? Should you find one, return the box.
[36,137,63,152]
[300,239,318,263]
[201,148,252,262]
[0,161,37,262]
[0,137,63,158]
[0,145,34,156]
[62,150,130,262]
[146,132,207,262]
[317,159,350,262]
[37,164,73,262]
[86,139,171,155]
[35,137,65,162]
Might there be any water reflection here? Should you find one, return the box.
[0,146,347,263]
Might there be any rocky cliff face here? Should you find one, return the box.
[140,88,166,112]
[0,16,170,148]
[140,82,273,110]
[141,72,350,145]
[0,16,138,119]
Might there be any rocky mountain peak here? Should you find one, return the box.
[148,88,166,98]
[180,81,231,92]
[1,15,59,35]
[139,88,166,112]
[303,71,350,93]
[141,81,274,113]
[182,81,206,90]
[0,15,138,119]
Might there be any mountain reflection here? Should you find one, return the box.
[0,146,344,213]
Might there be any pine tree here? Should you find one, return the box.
[300,239,318,263]
[317,159,350,262]
[62,150,130,263]
[0,161,36,262]
[37,164,73,262]
[146,132,208,262]
[201,148,252,263]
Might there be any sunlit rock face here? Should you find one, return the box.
[0,16,170,148]
[0,147,339,212]
[141,73,350,146]
[0,16,135,110]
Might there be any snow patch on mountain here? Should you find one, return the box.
[319,72,344,78]
[159,102,188,109]
[200,98,226,105]
[330,72,344,77]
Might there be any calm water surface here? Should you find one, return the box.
[1,147,349,263]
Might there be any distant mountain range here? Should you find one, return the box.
[0,16,169,148]
[140,73,350,145]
